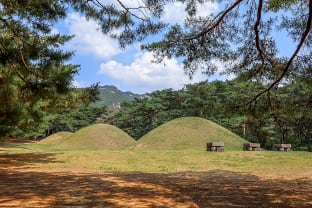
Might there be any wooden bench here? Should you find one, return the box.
[273,144,291,151]
[207,142,224,152]
[243,143,261,151]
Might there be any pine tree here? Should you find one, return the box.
[83,0,312,102]
[0,1,99,137]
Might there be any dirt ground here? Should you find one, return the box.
[0,139,312,208]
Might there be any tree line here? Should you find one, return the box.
[1,0,311,146]
[6,78,311,151]
[113,78,312,150]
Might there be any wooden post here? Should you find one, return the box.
[242,124,247,137]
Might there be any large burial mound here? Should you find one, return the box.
[38,132,73,145]
[135,117,247,151]
[54,124,135,150]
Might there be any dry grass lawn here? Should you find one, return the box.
[0,138,312,207]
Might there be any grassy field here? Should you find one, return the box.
[1,142,311,179]
[1,117,311,207]
[1,138,312,207]
[1,117,311,179]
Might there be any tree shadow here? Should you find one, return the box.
[0,138,36,150]
[0,163,311,207]
[0,152,64,170]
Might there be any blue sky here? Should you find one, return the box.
[53,1,224,94]
[55,1,295,94]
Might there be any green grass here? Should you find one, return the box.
[52,124,136,150]
[135,117,247,150]
[1,117,311,180]
[38,131,73,145]
[1,142,311,179]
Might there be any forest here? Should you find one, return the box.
[1,1,311,150]
[7,78,311,151]
[1,1,312,207]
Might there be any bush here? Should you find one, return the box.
[295,146,309,151]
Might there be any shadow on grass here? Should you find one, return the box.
[0,138,37,151]
[0,155,311,208]
[0,152,64,170]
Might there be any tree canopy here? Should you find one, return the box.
[82,1,311,95]
[1,0,311,137]
[112,79,312,149]
[0,1,100,136]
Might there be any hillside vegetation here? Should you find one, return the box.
[114,80,312,150]
[135,117,247,151]
[10,80,312,152]
[54,124,136,150]
[92,85,142,107]
[38,132,73,145]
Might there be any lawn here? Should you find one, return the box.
[1,140,312,207]
[1,142,311,179]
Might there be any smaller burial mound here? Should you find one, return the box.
[38,132,73,145]
[135,117,247,151]
[54,124,135,150]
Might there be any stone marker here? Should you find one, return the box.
[243,143,261,151]
[207,142,224,152]
[272,144,291,151]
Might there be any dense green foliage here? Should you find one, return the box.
[10,105,107,139]
[1,0,311,151]
[113,79,312,150]
[0,0,104,137]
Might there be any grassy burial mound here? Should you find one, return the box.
[54,124,136,150]
[135,117,247,151]
[38,132,73,145]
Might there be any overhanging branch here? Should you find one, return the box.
[253,0,265,76]
[240,0,312,107]
[186,0,244,40]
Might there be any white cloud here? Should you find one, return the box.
[104,1,218,25]
[62,1,219,59]
[98,52,207,93]
[162,1,219,25]
[210,59,235,80]
[62,2,225,93]
[71,80,91,88]
[106,0,141,8]
[50,27,59,35]
[65,12,121,59]
[196,1,219,17]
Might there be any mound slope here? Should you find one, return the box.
[54,124,135,150]
[38,132,73,145]
[135,117,247,151]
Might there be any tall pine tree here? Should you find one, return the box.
[0,1,100,137]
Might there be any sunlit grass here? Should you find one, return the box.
[0,140,312,179]
[2,142,310,180]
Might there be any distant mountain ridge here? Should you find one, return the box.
[92,85,142,107]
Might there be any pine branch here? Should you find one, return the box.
[240,0,312,107]
[253,0,265,76]
[186,0,244,40]
[17,34,40,78]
